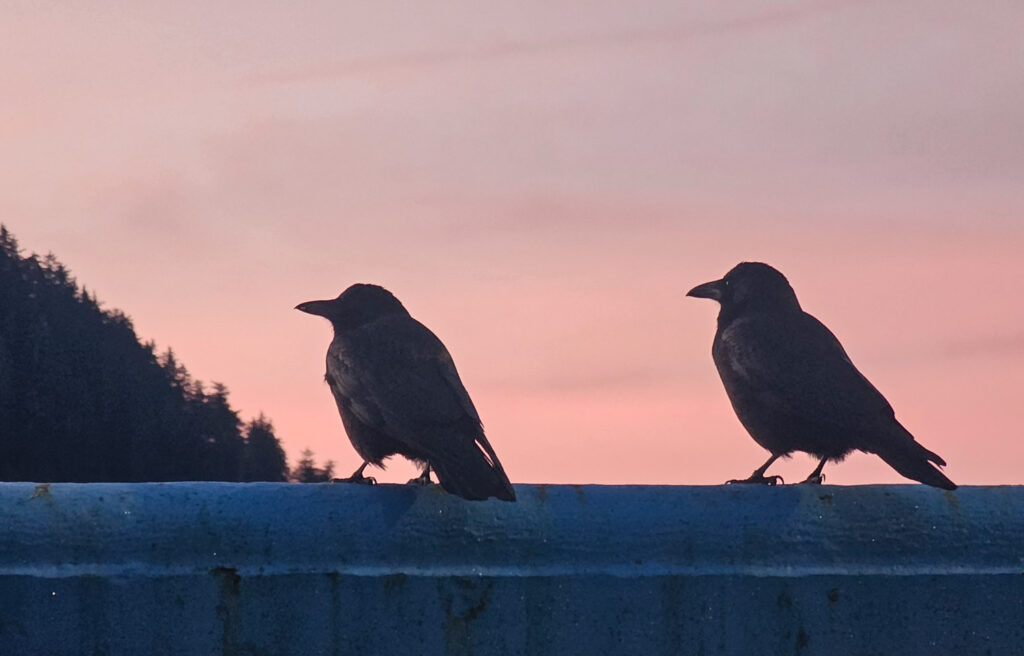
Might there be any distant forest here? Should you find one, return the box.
[0,225,330,482]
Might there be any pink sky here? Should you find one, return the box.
[3,1,1022,485]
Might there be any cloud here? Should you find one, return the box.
[249,0,872,87]
[939,333,1024,361]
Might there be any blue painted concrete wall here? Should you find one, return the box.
[0,483,1021,655]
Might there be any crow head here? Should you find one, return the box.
[296,283,409,331]
[687,262,801,318]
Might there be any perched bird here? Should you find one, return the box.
[687,262,955,490]
[296,284,515,501]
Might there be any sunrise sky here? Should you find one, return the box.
[4,0,1022,485]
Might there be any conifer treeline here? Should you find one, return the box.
[0,225,317,482]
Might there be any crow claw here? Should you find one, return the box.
[726,474,785,486]
[331,474,376,485]
[406,475,432,486]
[407,466,433,486]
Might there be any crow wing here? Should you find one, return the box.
[327,314,508,476]
[715,310,896,435]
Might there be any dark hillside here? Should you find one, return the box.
[0,225,287,482]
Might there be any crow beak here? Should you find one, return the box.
[295,299,332,316]
[686,279,723,301]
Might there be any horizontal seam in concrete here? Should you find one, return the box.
[2,564,1022,580]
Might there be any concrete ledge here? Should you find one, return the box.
[0,483,1022,654]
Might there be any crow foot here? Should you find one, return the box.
[726,473,784,486]
[332,462,376,485]
[407,466,433,486]
[331,474,377,485]
[799,457,828,485]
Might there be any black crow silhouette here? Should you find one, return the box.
[297,284,515,501]
[688,262,955,489]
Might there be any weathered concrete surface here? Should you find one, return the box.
[0,483,1020,655]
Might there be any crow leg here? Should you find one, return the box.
[799,457,828,485]
[727,454,784,486]
[407,465,433,486]
[332,461,377,485]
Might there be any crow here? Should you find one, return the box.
[687,262,956,490]
[296,284,515,501]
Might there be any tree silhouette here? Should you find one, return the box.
[242,415,288,482]
[289,448,335,483]
[0,224,289,482]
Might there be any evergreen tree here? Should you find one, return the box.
[0,224,290,482]
[289,448,334,483]
[243,415,288,482]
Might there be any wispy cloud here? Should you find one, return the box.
[482,367,684,394]
[250,0,872,87]
[939,333,1024,361]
